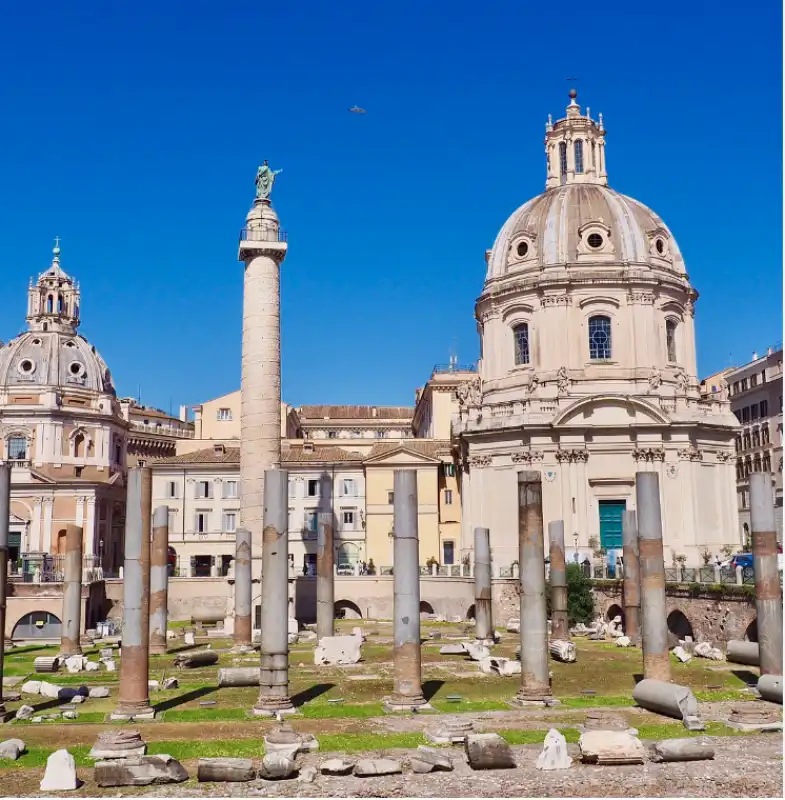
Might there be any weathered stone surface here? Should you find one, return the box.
[579,731,645,765]
[85,662,99,672]
[184,632,195,646]
[0,739,25,760]
[439,644,466,655]
[506,619,521,633]
[464,642,491,662]
[15,705,34,721]
[694,642,724,661]
[298,766,317,783]
[34,657,60,674]
[102,659,116,671]
[88,687,110,699]
[94,755,188,786]
[288,617,299,635]
[89,730,147,760]
[353,758,402,776]
[62,711,78,720]
[487,657,521,677]
[536,728,571,771]
[21,680,41,695]
[197,757,255,782]
[64,656,86,673]
[319,758,353,775]
[259,752,296,780]
[672,646,692,663]
[314,635,362,666]
[429,631,441,640]
[39,682,62,699]
[163,677,179,690]
[40,749,79,791]
[649,738,715,762]
[549,640,577,663]
[173,651,218,668]
[465,733,516,770]
[616,636,632,647]
[148,680,160,692]
[757,674,783,705]
[410,745,453,773]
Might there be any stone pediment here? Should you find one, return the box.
[363,446,442,467]
[554,395,670,427]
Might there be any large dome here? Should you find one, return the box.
[0,330,115,394]
[485,183,686,281]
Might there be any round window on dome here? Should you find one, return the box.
[69,361,85,377]
[655,238,665,254]
[516,241,529,258]
[64,340,76,348]
[31,338,41,346]
[587,233,604,249]
[18,359,35,375]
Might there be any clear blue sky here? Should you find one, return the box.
[0,1,781,413]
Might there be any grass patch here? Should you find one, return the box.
[162,708,251,723]
[501,728,581,745]
[431,699,509,713]
[300,703,384,719]
[559,695,633,708]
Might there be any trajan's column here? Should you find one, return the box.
[238,161,287,580]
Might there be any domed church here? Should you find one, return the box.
[453,91,739,568]
[0,243,127,573]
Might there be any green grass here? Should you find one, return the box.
[300,702,384,719]
[431,698,509,712]
[162,708,252,723]
[13,712,106,726]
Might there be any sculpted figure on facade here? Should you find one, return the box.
[675,369,689,395]
[556,366,570,395]
[647,369,662,394]
[456,376,482,408]
[255,160,283,200]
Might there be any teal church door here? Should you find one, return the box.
[599,501,626,550]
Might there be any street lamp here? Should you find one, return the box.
[573,533,579,563]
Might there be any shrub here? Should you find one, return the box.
[566,562,595,625]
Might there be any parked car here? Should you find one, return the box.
[731,553,753,570]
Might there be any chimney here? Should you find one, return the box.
[303,441,314,453]
[213,443,226,456]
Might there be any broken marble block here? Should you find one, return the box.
[94,755,188,786]
[63,656,87,673]
[353,758,402,777]
[314,635,361,666]
[616,636,632,647]
[0,739,25,760]
[506,618,520,633]
[463,641,491,662]
[579,731,645,765]
[694,642,724,661]
[40,749,79,791]
[319,758,354,775]
[465,733,516,770]
[672,646,692,663]
[410,745,453,773]
[89,730,147,760]
[536,728,571,771]
[439,644,466,655]
[259,752,296,780]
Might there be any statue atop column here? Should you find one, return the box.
[255,160,283,201]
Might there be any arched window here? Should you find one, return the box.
[47,295,53,313]
[591,141,596,169]
[57,295,64,313]
[559,142,567,180]
[588,315,612,360]
[762,425,770,444]
[763,452,771,471]
[513,323,530,366]
[74,432,85,459]
[666,320,677,362]
[736,460,744,481]
[753,454,762,472]
[574,140,584,173]
[743,432,751,449]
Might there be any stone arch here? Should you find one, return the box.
[745,618,758,643]
[466,603,476,620]
[12,610,62,640]
[56,529,68,555]
[419,600,434,617]
[334,600,362,620]
[667,609,694,640]
[74,432,85,458]
[606,603,626,629]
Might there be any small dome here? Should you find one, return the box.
[0,331,115,394]
[485,184,685,281]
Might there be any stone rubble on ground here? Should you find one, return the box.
[94,755,189,786]
[314,634,362,665]
[39,681,62,699]
[89,730,147,760]
[506,618,521,633]
[536,728,571,771]
[15,705,34,721]
[353,758,402,777]
[465,733,516,770]
[425,718,475,745]
[63,655,87,673]
[694,642,725,661]
[549,640,577,663]
[148,680,160,692]
[410,745,453,773]
[616,636,632,647]
[579,730,646,765]
[439,644,466,655]
[463,641,491,662]
[85,661,99,671]
[88,686,110,699]
[62,711,78,720]
[184,632,195,646]
[163,677,179,689]
[21,680,41,695]
[259,752,296,780]
[672,646,692,663]
[0,738,25,760]
[196,757,255,783]
[40,749,79,791]
[297,766,317,783]
[607,616,625,638]
[102,659,116,671]
[319,758,354,775]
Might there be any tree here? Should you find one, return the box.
[566,562,595,625]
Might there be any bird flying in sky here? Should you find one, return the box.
[348,105,367,114]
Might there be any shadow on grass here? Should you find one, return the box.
[731,669,759,687]
[153,685,215,713]
[290,683,334,707]
[30,697,66,714]
[165,643,203,654]
[633,673,644,684]
[422,679,445,702]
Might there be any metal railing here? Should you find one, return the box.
[432,363,477,374]
[587,561,776,587]
[239,227,288,243]
[10,554,103,583]
[128,420,194,438]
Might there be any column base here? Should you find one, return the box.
[109,706,156,721]
[475,637,495,647]
[508,695,560,708]
[251,703,298,718]
[149,646,168,656]
[383,697,436,714]
[231,644,256,654]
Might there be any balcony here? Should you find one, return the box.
[128,420,194,438]
[239,227,288,243]
[10,553,104,584]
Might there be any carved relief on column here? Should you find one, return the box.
[467,454,492,469]
[677,446,703,461]
[511,450,544,465]
[715,451,734,463]
[555,448,589,463]
[631,448,665,463]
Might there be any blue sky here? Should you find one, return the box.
[0,1,781,413]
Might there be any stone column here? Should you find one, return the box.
[622,509,641,645]
[0,465,9,712]
[750,472,783,675]
[253,469,293,716]
[635,472,670,682]
[238,197,287,579]
[112,467,154,720]
[316,512,335,640]
[474,527,493,644]
[233,527,253,652]
[149,506,170,656]
[548,520,568,641]
[514,471,553,703]
[385,469,431,711]
[60,524,84,657]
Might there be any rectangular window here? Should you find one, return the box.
[341,479,356,497]
[216,408,232,421]
[195,511,209,533]
[165,481,178,499]
[760,399,768,417]
[307,479,320,498]
[750,374,758,388]
[342,510,355,529]
[304,510,318,533]
[443,540,455,565]
[588,316,613,360]
[733,382,740,395]
[288,480,296,498]
[751,403,760,420]
[444,463,455,478]
[223,512,237,533]
[444,489,453,505]
[327,431,337,439]
[222,480,239,499]
[387,491,394,505]
[666,320,677,362]
[196,480,213,499]
[7,436,27,460]
[741,378,749,391]
[741,407,750,423]
[167,508,178,532]
[514,323,530,365]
